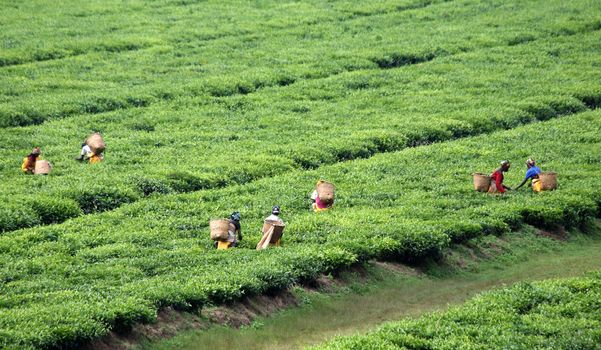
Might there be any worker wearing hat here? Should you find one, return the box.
[256,206,285,248]
[265,206,284,225]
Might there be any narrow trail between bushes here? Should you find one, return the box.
[139,225,601,350]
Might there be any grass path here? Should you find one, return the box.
[140,225,601,350]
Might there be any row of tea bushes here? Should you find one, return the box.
[1,28,601,232]
[2,0,600,127]
[313,271,601,349]
[0,110,599,348]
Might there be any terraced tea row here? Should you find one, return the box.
[2,0,600,127]
[1,110,600,349]
[313,271,601,349]
[1,28,600,233]
[0,0,441,67]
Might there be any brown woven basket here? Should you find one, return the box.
[473,173,491,192]
[539,172,558,190]
[317,181,335,204]
[263,220,286,243]
[87,133,105,155]
[210,219,230,241]
[34,160,51,175]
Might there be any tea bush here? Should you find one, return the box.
[69,186,139,214]
[314,273,601,350]
[0,205,41,233]
[2,0,601,348]
[1,27,601,232]
[29,197,82,225]
[0,111,600,349]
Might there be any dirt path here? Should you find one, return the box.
[138,227,601,350]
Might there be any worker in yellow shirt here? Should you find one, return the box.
[21,147,41,174]
[75,142,104,163]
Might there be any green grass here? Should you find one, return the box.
[140,224,601,350]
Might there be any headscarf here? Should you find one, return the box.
[230,211,241,222]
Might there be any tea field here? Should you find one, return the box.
[2,110,601,348]
[314,270,601,350]
[1,0,601,349]
[1,0,601,232]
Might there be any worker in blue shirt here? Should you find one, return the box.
[515,158,542,191]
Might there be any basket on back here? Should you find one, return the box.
[472,173,491,192]
[86,133,105,155]
[262,220,286,243]
[317,181,335,204]
[210,219,230,241]
[539,172,558,190]
[34,160,51,175]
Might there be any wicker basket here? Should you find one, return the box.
[86,133,105,155]
[473,173,491,192]
[34,160,51,175]
[539,172,558,190]
[210,219,230,241]
[317,181,335,204]
[262,220,286,243]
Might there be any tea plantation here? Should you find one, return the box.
[1,0,600,232]
[1,0,601,348]
[314,271,601,350]
[2,110,601,348]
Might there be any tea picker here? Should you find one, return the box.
[515,158,541,191]
[515,158,558,192]
[256,206,286,250]
[264,206,284,226]
[210,212,243,250]
[21,147,51,175]
[488,160,512,193]
[76,132,105,164]
[310,180,335,212]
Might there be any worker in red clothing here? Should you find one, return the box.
[488,160,512,193]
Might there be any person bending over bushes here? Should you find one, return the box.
[214,211,243,249]
[515,158,542,191]
[75,133,105,164]
[21,147,41,174]
[489,160,511,193]
[310,180,334,212]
